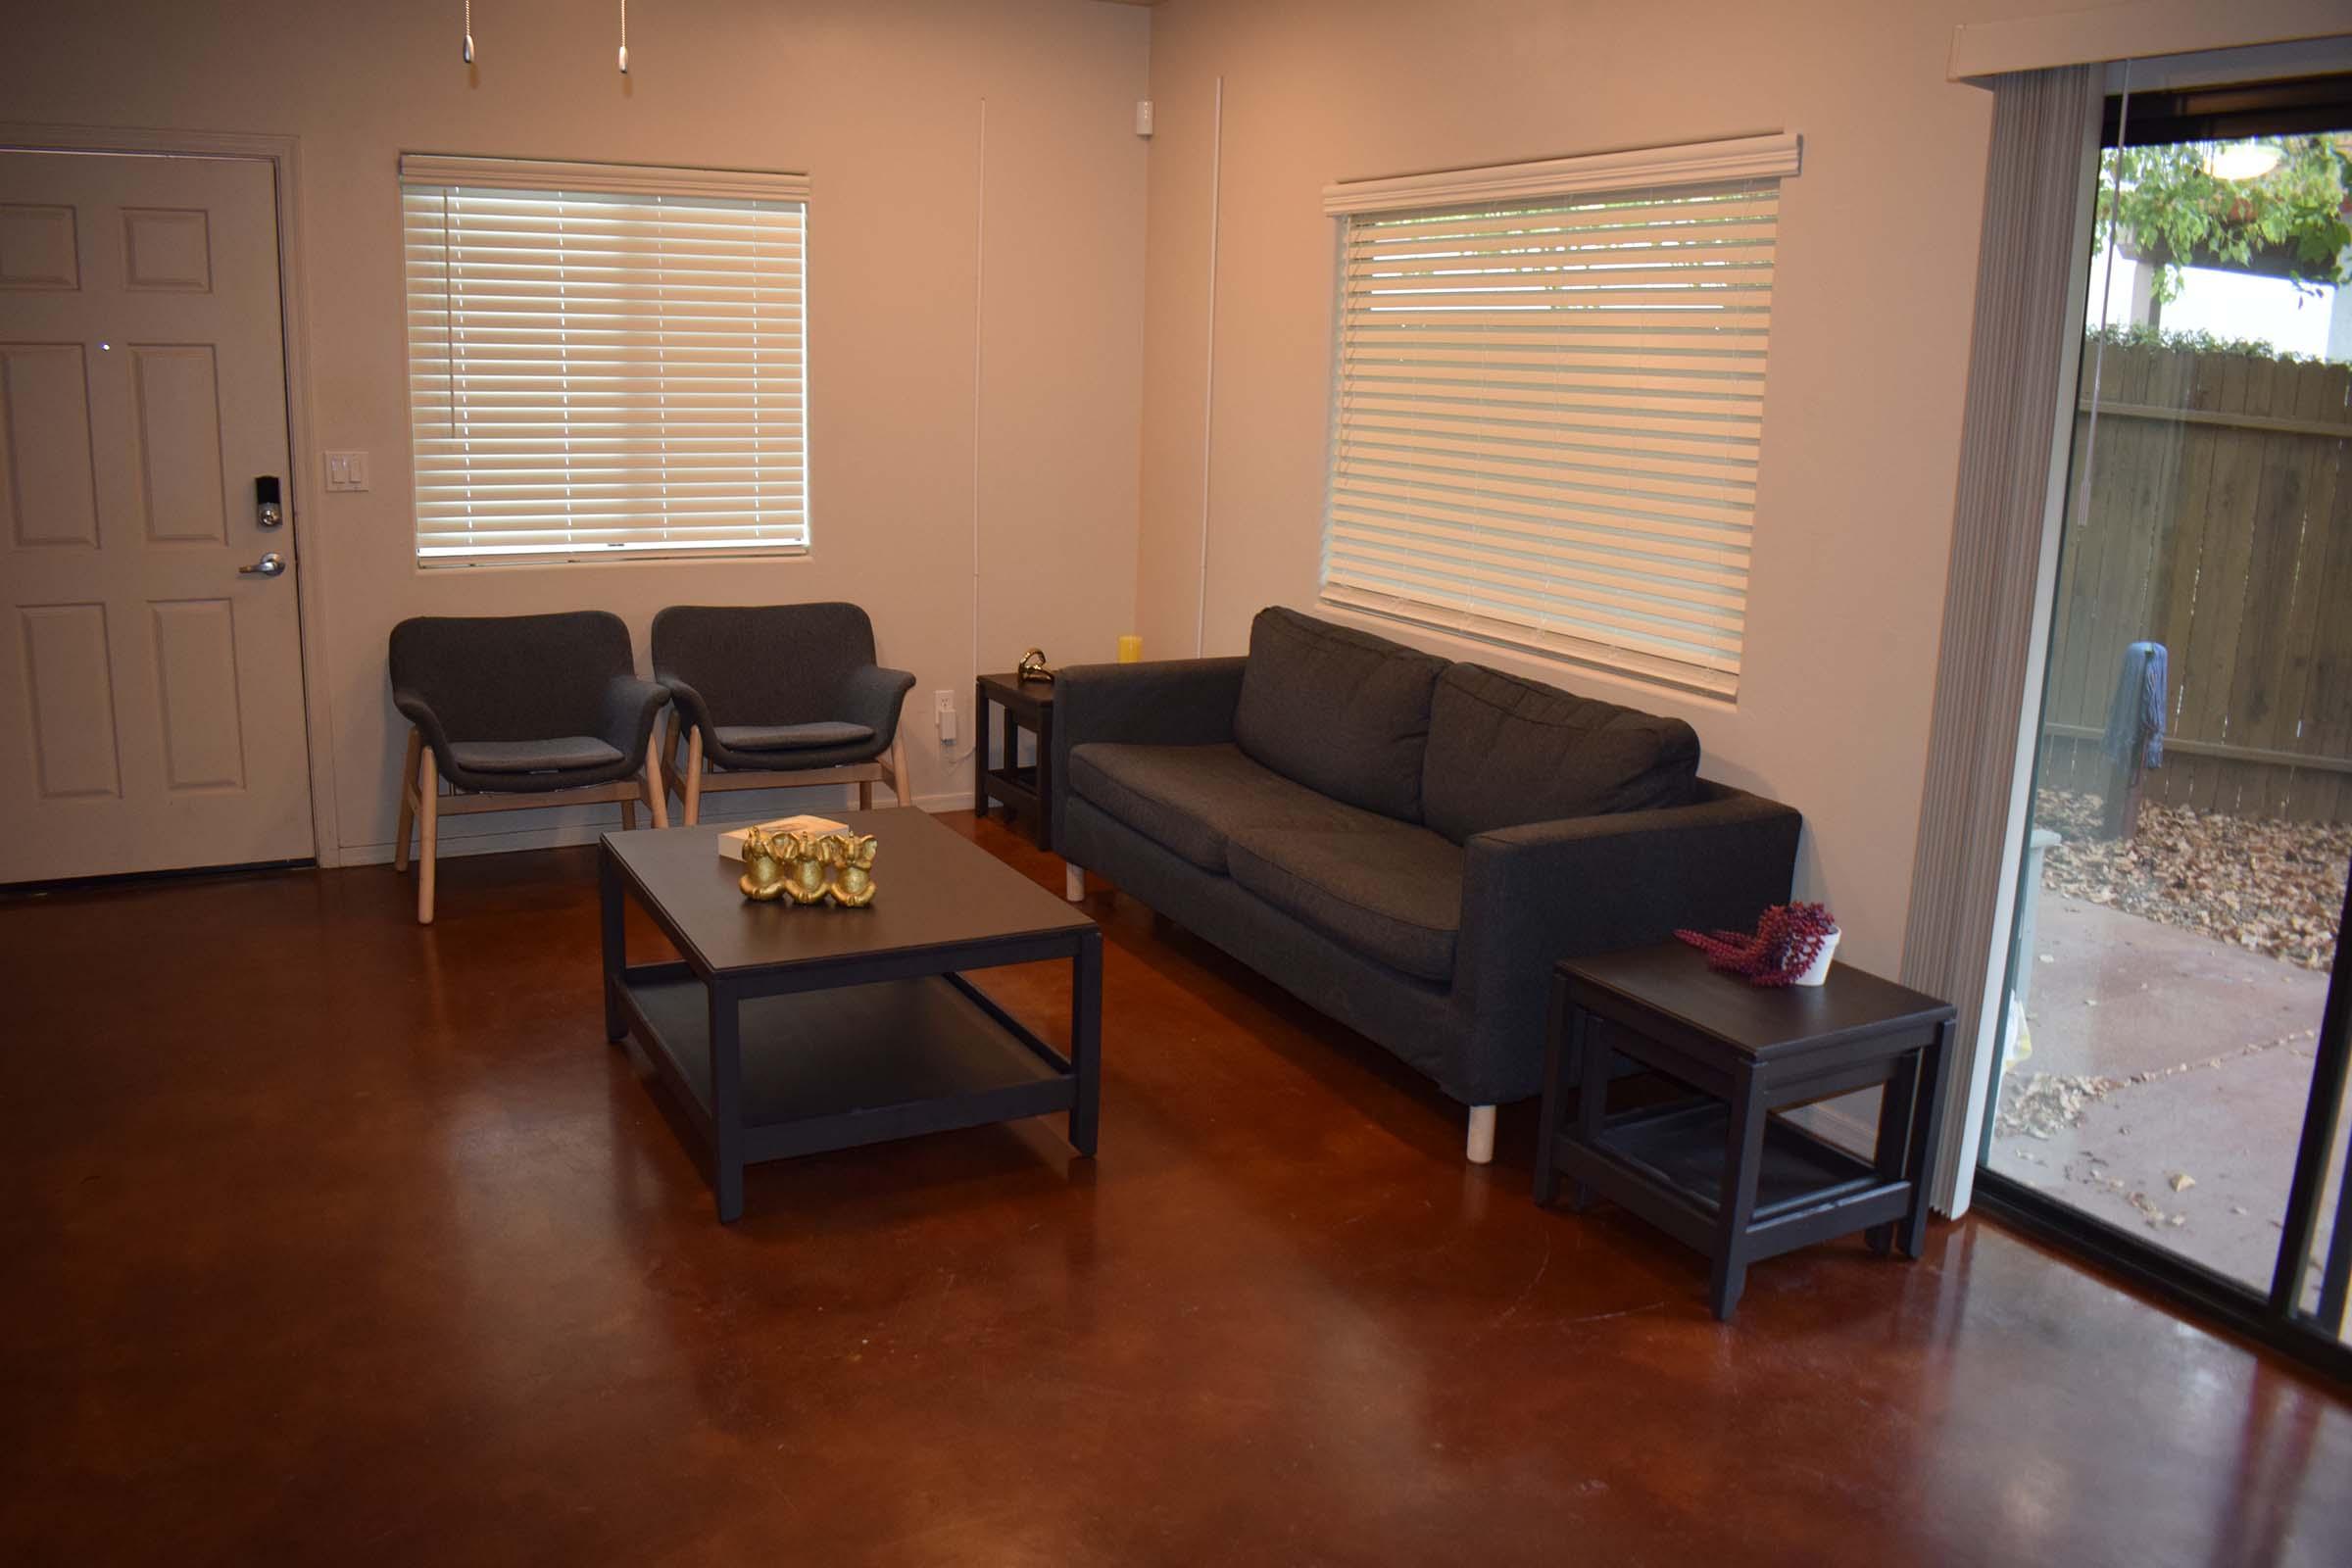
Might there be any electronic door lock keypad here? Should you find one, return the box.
[255,474,283,529]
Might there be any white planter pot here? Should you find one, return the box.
[1792,927,1840,986]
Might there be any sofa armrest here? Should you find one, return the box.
[1049,658,1248,854]
[1448,784,1802,1099]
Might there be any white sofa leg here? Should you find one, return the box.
[1465,1104,1496,1165]
[1064,864,1086,903]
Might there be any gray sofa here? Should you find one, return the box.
[1049,608,1802,1161]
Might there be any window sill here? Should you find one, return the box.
[417,546,812,571]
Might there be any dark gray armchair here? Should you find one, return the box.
[388,611,670,924]
[651,603,917,824]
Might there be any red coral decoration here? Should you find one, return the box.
[1676,903,1838,988]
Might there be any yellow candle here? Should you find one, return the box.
[1117,635,1143,663]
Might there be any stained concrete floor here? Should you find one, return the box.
[1984,895,2344,1311]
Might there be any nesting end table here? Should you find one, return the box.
[1536,943,1955,1320]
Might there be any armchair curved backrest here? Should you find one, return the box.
[389,611,637,742]
[652,603,884,727]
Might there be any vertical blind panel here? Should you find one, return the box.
[402,181,809,562]
[1322,178,1781,695]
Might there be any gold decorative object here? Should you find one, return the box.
[1016,647,1055,684]
[737,826,791,901]
[830,833,879,906]
[737,828,881,907]
[779,831,835,905]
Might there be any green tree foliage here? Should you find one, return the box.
[2095,137,2352,304]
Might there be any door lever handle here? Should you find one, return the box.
[238,552,287,578]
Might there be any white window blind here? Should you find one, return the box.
[1319,134,1800,697]
[399,154,810,564]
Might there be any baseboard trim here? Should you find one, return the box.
[341,792,964,868]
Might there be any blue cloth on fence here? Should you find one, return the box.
[2102,640,2167,771]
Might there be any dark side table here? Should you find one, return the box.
[1535,943,1955,1320]
[975,671,1056,849]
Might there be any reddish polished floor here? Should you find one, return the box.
[2,811,2348,1565]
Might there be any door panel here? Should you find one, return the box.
[0,342,100,546]
[0,151,309,880]
[19,602,121,799]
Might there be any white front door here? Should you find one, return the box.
[0,150,311,881]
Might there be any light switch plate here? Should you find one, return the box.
[323,451,370,492]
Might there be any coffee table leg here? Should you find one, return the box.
[600,843,627,1044]
[1069,931,1102,1156]
[1709,1062,1767,1321]
[710,980,746,1223]
[1897,1019,1955,1260]
[1533,975,1571,1207]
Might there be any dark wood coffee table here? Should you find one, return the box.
[599,808,1102,1221]
[1535,943,1954,1320]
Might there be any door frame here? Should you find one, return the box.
[1964,69,2352,1384]
[0,121,343,866]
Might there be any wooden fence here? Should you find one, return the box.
[2037,341,2352,824]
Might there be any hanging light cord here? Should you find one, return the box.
[462,0,474,63]
[618,0,629,74]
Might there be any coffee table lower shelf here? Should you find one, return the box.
[612,961,1079,1171]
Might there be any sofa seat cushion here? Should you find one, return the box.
[713,720,876,753]
[1422,663,1700,842]
[1066,741,1386,873]
[1233,608,1446,823]
[1224,821,1463,982]
[447,736,624,774]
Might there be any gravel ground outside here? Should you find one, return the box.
[2034,789,2349,972]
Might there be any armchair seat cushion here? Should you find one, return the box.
[1225,821,1463,983]
[1066,741,1387,874]
[713,720,876,753]
[446,736,624,774]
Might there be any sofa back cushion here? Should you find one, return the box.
[1422,663,1699,841]
[1233,608,1446,821]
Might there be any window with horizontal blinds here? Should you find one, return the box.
[399,155,810,565]
[1320,136,1798,698]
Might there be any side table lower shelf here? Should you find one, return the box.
[1561,1100,1914,1261]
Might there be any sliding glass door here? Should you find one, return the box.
[1975,73,2352,1377]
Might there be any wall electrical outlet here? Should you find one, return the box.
[935,689,957,744]
[1134,99,1154,137]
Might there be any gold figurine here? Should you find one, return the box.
[736,827,880,907]
[829,833,879,906]
[779,831,836,905]
[737,827,791,901]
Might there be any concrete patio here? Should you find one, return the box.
[1984,894,2344,1320]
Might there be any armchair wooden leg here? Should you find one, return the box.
[1064,864,1086,903]
[394,728,420,872]
[683,727,704,827]
[620,797,637,831]
[858,779,873,809]
[644,748,668,829]
[416,743,439,925]
[661,712,683,808]
[890,733,910,808]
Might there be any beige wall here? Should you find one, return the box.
[1,0,1151,859]
[1133,0,2103,978]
